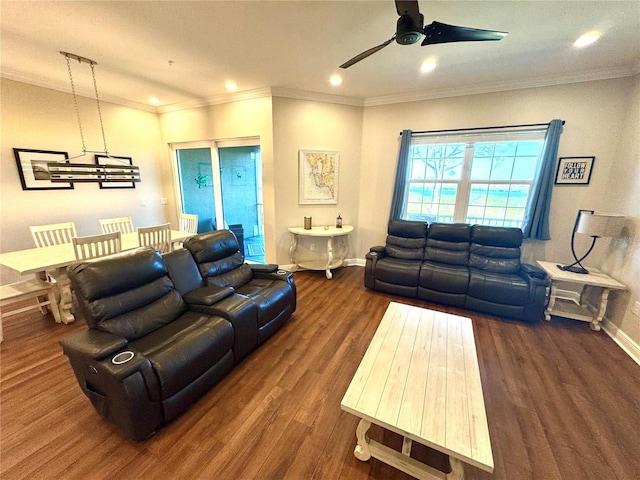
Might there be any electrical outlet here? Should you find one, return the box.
[632,301,640,316]
[160,197,168,205]
[310,243,315,251]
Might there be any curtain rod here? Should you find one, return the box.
[400,120,565,136]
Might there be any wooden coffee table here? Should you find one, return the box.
[341,302,493,480]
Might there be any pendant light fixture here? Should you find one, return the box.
[49,51,140,184]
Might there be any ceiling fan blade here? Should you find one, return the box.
[340,35,396,69]
[421,21,508,46]
[395,0,421,24]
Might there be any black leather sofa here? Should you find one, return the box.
[365,220,549,323]
[60,230,295,440]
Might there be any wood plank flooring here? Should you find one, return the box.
[1,266,639,479]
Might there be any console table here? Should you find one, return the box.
[287,225,353,279]
[537,261,626,331]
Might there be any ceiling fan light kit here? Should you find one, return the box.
[340,0,508,69]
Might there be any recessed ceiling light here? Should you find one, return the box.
[420,60,437,73]
[148,97,160,105]
[574,32,600,48]
[330,74,342,86]
[225,81,238,91]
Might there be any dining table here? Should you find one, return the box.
[0,230,195,325]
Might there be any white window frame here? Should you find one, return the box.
[403,128,547,228]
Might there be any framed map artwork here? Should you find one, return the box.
[298,149,339,204]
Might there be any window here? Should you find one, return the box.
[403,129,546,228]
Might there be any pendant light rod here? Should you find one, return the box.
[60,51,109,157]
[60,51,97,66]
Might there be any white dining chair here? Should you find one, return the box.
[99,216,134,234]
[138,223,171,254]
[72,232,122,261]
[30,222,77,247]
[179,213,198,234]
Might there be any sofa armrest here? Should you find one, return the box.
[60,330,149,381]
[61,330,163,440]
[521,263,547,280]
[248,263,279,274]
[369,245,386,255]
[183,285,235,306]
[252,268,293,283]
[60,329,128,361]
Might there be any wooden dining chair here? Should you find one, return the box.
[138,223,171,254]
[72,232,122,261]
[99,216,134,234]
[30,222,77,247]
[179,213,198,234]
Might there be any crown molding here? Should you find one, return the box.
[156,87,274,113]
[364,65,639,107]
[0,68,158,113]
[269,87,364,107]
[4,64,638,114]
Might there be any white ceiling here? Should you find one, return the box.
[1,1,639,111]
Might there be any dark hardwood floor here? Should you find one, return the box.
[1,266,639,479]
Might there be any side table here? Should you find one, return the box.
[536,261,626,331]
[288,225,353,279]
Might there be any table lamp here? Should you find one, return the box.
[558,210,625,274]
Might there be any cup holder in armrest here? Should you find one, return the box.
[112,351,135,365]
[277,270,287,275]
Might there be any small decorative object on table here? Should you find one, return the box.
[304,216,312,230]
[336,214,342,228]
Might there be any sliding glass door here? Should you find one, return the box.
[172,139,264,262]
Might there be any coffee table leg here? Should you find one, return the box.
[448,457,465,480]
[354,419,372,461]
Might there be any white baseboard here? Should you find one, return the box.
[602,318,640,367]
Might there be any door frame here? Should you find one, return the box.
[170,137,261,232]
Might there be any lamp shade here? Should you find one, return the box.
[576,212,625,238]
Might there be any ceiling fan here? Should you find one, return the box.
[340,0,508,69]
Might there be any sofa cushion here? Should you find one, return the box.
[467,270,531,305]
[469,225,522,274]
[131,311,234,400]
[469,244,521,273]
[419,261,469,294]
[236,278,295,328]
[68,247,188,339]
[95,288,188,340]
[375,257,422,287]
[424,223,471,266]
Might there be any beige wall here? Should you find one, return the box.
[270,96,363,264]
[2,75,638,358]
[157,96,276,259]
[0,79,170,283]
[600,74,640,354]
[357,78,635,263]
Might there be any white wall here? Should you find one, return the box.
[2,75,638,358]
[0,79,171,283]
[600,74,640,358]
[357,78,635,264]
[158,96,276,258]
[270,96,363,264]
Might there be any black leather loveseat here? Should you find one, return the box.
[364,220,549,323]
[60,230,295,440]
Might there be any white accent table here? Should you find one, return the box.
[341,302,493,479]
[287,225,353,279]
[536,261,626,331]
